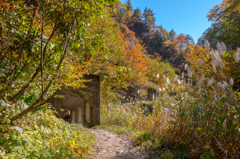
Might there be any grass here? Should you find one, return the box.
[99,81,240,159]
[98,101,190,158]
[0,106,95,159]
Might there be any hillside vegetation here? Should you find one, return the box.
[1,0,240,158]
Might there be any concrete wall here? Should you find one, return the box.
[81,74,100,126]
[147,88,157,100]
[49,74,100,127]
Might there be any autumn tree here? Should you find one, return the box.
[203,0,240,50]
[163,33,193,71]
[83,7,128,89]
[147,54,175,85]
[126,0,133,12]
[120,25,149,86]
[143,7,156,27]
[184,40,240,90]
[114,3,127,24]
[133,7,142,20]
[0,0,119,122]
[169,29,177,41]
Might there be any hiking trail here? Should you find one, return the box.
[89,129,151,159]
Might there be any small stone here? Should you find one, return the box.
[116,150,124,153]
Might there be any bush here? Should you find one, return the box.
[0,107,95,159]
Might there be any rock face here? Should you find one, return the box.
[197,36,204,46]
[48,74,100,127]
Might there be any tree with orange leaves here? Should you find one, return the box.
[120,25,150,86]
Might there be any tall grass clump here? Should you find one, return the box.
[0,105,95,158]
[156,80,240,158]
[100,102,143,134]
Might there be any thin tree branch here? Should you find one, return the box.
[8,24,59,102]
[10,12,76,121]
[1,7,37,84]
[41,1,44,94]
[10,91,57,121]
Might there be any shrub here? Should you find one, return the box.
[0,106,95,159]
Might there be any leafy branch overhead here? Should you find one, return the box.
[0,0,120,122]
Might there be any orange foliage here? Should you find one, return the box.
[126,10,132,17]
[156,25,169,39]
[120,25,149,85]
[72,148,82,155]
[0,0,11,11]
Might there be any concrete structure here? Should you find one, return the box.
[48,74,100,127]
[119,86,140,103]
[147,88,158,100]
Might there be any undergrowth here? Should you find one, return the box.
[99,101,191,158]
[0,106,95,159]
[100,83,240,159]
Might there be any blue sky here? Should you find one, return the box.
[120,0,222,43]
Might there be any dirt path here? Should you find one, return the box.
[89,129,150,159]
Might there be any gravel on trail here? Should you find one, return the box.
[88,129,152,159]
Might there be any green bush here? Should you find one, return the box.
[0,107,95,159]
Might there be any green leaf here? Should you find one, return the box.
[200,152,215,159]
